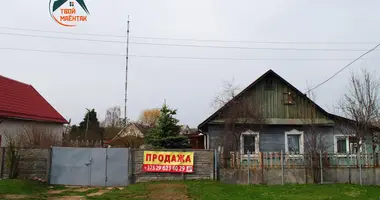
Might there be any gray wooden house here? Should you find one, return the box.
[198,69,374,157]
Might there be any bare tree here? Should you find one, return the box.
[302,90,331,155]
[301,89,331,183]
[104,106,123,128]
[211,79,265,166]
[3,131,24,178]
[218,97,266,167]
[1,124,62,178]
[21,125,61,148]
[211,78,241,110]
[336,69,380,153]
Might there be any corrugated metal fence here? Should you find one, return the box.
[49,147,130,186]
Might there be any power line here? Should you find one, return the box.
[3,32,378,51]
[2,47,380,61]
[0,26,126,38]
[306,44,380,93]
[1,26,378,45]
[129,55,380,61]
[0,47,124,56]
[129,42,374,51]
[131,36,379,45]
[0,32,125,44]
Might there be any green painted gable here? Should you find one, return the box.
[200,70,334,128]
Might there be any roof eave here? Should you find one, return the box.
[1,115,68,124]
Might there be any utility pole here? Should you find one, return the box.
[124,16,130,127]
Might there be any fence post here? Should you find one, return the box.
[318,151,322,184]
[0,147,5,179]
[247,151,250,185]
[260,152,264,184]
[105,147,108,187]
[181,149,185,181]
[214,149,218,180]
[310,153,314,184]
[303,153,307,183]
[47,148,53,184]
[129,148,135,184]
[281,150,284,185]
[347,152,351,184]
[359,151,362,185]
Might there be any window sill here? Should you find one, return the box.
[333,154,359,157]
[241,153,260,158]
[286,154,304,158]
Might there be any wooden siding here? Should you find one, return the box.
[252,74,327,119]
[208,125,374,153]
[214,74,332,124]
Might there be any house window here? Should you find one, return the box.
[243,135,255,154]
[285,129,304,154]
[333,135,364,154]
[334,135,351,154]
[240,131,259,155]
[288,135,300,154]
[283,92,295,105]
[336,137,347,153]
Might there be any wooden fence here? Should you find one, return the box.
[62,140,103,147]
[222,151,380,169]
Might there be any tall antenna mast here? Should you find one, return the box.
[124,16,130,127]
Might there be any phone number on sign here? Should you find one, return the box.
[143,164,193,173]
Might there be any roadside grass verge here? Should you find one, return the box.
[186,180,380,200]
[1,179,380,200]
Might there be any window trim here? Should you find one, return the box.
[240,130,260,156]
[334,135,350,154]
[333,134,364,155]
[285,129,304,155]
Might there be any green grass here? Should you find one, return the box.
[88,180,380,200]
[0,179,47,195]
[0,179,380,200]
[186,181,380,200]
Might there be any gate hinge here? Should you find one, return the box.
[105,176,108,181]
[105,154,108,159]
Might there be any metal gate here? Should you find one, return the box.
[49,147,130,186]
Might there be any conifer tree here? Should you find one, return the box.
[145,104,190,148]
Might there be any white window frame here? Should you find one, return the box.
[333,134,350,155]
[334,134,365,156]
[285,129,304,155]
[240,130,260,156]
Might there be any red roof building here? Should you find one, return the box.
[0,75,67,123]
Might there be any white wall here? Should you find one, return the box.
[0,118,64,147]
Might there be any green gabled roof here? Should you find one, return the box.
[198,69,347,131]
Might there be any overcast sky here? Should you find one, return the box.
[1,1,380,127]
